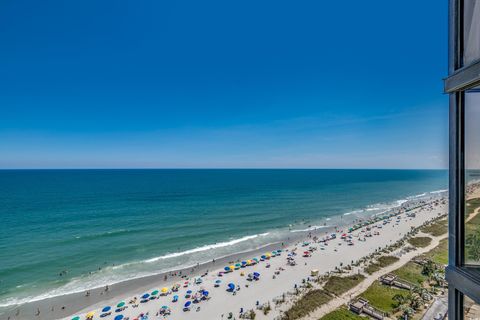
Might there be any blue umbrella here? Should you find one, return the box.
[241,261,247,265]
[186,290,192,294]
[203,291,209,296]
[254,272,260,277]
[141,293,150,299]
[261,255,267,259]
[114,315,124,320]
[228,283,235,289]
[102,306,111,312]
[224,266,230,271]
[184,301,191,308]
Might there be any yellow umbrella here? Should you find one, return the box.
[247,260,252,264]
[86,311,95,318]
[229,265,235,270]
[161,287,169,293]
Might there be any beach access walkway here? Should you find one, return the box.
[299,232,448,320]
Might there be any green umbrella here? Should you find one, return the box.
[116,301,125,308]
[151,290,159,295]
[71,317,80,320]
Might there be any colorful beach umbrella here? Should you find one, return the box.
[71,317,80,320]
[102,306,111,312]
[161,287,169,293]
[184,301,191,307]
[86,311,95,318]
[114,315,124,320]
[141,293,150,299]
[151,290,159,295]
[116,302,125,308]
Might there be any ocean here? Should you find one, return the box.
[0,169,447,311]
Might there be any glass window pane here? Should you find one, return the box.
[464,0,480,66]
[465,88,480,265]
[464,295,480,319]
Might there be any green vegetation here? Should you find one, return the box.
[282,290,332,320]
[408,237,432,248]
[361,281,409,313]
[422,238,448,265]
[364,256,400,274]
[324,225,450,320]
[319,306,363,320]
[466,197,480,216]
[323,274,365,296]
[421,218,448,236]
[465,198,480,262]
[392,261,427,285]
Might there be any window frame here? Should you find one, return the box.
[447,0,480,317]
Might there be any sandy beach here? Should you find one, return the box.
[2,193,450,320]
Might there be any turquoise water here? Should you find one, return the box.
[0,169,447,309]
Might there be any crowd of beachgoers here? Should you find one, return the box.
[2,193,451,320]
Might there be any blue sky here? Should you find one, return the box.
[0,0,448,169]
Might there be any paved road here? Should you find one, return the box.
[422,294,448,320]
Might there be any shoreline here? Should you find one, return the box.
[1,192,448,320]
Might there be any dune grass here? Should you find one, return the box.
[422,238,448,265]
[282,274,367,319]
[323,274,366,296]
[466,197,480,216]
[282,290,332,320]
[408,237,432,248]
[421,218,448,236]
[364,256,400,274]
[319,306,364,320]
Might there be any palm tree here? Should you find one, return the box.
[393,293,407,308]
[421,260,436,277]
[466,229,480,262]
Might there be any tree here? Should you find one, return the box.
[421,260,436,277]
[466,229,480,262]
[393,294,407,308]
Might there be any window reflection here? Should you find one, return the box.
[464,0,480,65]
[465,88,480,265]
[465,295,480,319]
